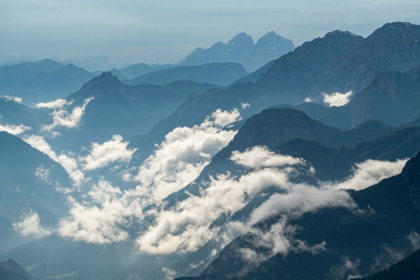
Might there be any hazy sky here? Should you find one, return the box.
[1,0,419,66]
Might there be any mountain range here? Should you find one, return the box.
[1,21,420,280]
[126,62,249,86]
[180,31,295,72]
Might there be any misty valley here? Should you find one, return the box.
[1,19,420,280]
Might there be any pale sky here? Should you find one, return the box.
[0,0,419,66]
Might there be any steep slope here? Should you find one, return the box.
[181,31,294,72]
[284,64,420,129]
[311,22,420,97]
[0,131,69,218]
[256,30,364,105]
[276,124,420,181]
[348,65,420,127]
[127,63,249,86]
[195,152,420,280]
[359,248,420,280]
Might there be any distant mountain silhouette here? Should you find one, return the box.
[119,63,173,79]
[126,63,249,86]
[0,60,95,105]
[180,31,295,72]
[0,59,62,80]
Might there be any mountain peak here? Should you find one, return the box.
[369,21,420,41]
[78,71,122,94]
[227,32,254,47]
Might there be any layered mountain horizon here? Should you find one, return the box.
[1,20,420,280]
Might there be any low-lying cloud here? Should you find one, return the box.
[0,95,22,103]
[24,135,85,186]
[336,159,407,191]
[36,99,73,109]
[58,109,242,244]
[41,97,93,135]
[323,91,352,107]
[0,123,31,135]
[82,135,136,171]
[13,212,52,238]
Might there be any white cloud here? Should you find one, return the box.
[81,135,136,171]
[336,159,408,191]
[59,109,241,245]
[36,98,74,109]
[239,220,326,269]
[241,102,250,109]
[304,97,312,103]
[41,97,93,133]
[211,108,242,128]
[248,185,355,226]
[35,165,51,184]
[13,212,52,238]
[58,181,139,244]
[0,95,22,103]
[322,91,352,107]
[131,109,240,203]
[0,123,31,135]
[24,135,85,186]
[231,146,305,169]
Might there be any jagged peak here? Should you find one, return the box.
[228,32,254,46]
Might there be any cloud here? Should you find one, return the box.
[304,97,312,103]
[130,109,240,203]
[59,109,241,245]
[231,146,305,169]
[135,155,313,255]
[13,212,52,238]
[241,102,250,109]
[247,185,355,226]
[58,181,138,244]
[0,95,22,103]
[36,98,74,109]
[24,135,85,186]
[336,159,408,191]
[35,165,51,184]
[323,91,352,107]
[81,135,137,171]
[0,123,31,135]
[41,97,93,133]
[211,108,242,128]
[239,219,326,272]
